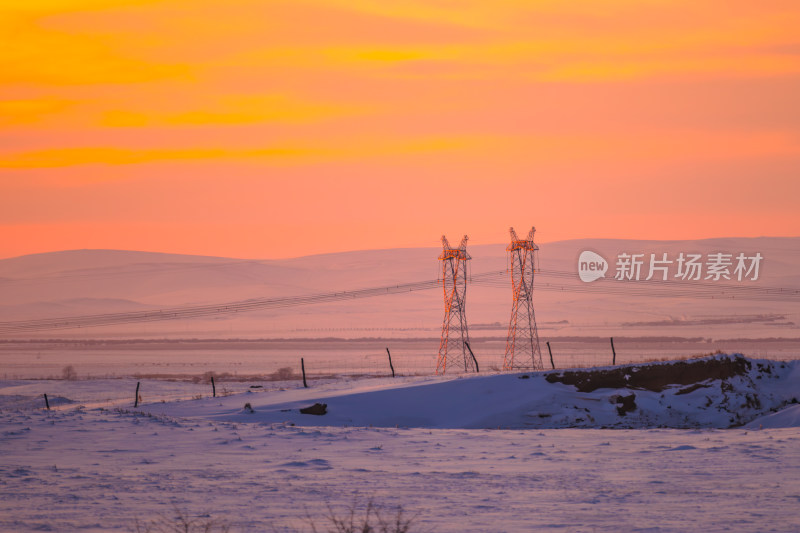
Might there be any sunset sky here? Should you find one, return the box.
[1,0,799,260]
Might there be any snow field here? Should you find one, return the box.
[2,406,800,532]
[2,354,800,532]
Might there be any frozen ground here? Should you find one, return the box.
[2,355,800,532]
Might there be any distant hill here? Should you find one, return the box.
[0,237,798,340]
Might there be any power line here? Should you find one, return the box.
[0,277,442,334]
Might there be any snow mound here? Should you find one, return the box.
[745,404,800,428]
[0,394,74,411]
[143,354,800,430]
[540,354,799,428]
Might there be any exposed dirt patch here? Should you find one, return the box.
[300,402,328,415]
[610,393,637,416]
[545,355,753,393]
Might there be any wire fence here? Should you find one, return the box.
[3,337,798,381]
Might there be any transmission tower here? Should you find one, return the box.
[436,235,476,374]
[503,226,544,371]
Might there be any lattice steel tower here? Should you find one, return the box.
[436,235,475,374]
[503,226,544,371]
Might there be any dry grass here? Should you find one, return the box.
[133,501,416,533]
[133,506,229,533]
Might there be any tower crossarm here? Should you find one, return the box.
[439,234,471,261]
[507,226,538,252]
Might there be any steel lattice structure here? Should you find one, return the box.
[503,226,544,371]
[436,235,476,374]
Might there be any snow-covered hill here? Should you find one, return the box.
[1,237,799,340]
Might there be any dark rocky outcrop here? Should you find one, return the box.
[545,355,753,393]
[300,402,328,415]
[610,393,637,416]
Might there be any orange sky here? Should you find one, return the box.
[1,0,799,259]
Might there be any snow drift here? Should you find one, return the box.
[142,354,800,430]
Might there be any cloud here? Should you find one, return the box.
[0,146,310,169]
[0,134,484,169]
[0,99,76,126]
[1,0,799,258]
[100,94,366,127]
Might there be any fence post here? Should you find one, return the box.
[546,341,555,369]
[43,393,50,410]
[301,358,308,388]
[211,376,216,398]
[134,381,140,408]
[386,347,395,378]
[465,342,479,373]
[610,337,616,366]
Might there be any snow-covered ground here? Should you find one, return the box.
[2,354,800,532]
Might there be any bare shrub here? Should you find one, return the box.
[192,371,214,384]
[134,506,229,532]
[191,371,234,384]
[307,500,415,533]
[270,367,295,381]
[62,365,78,381]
